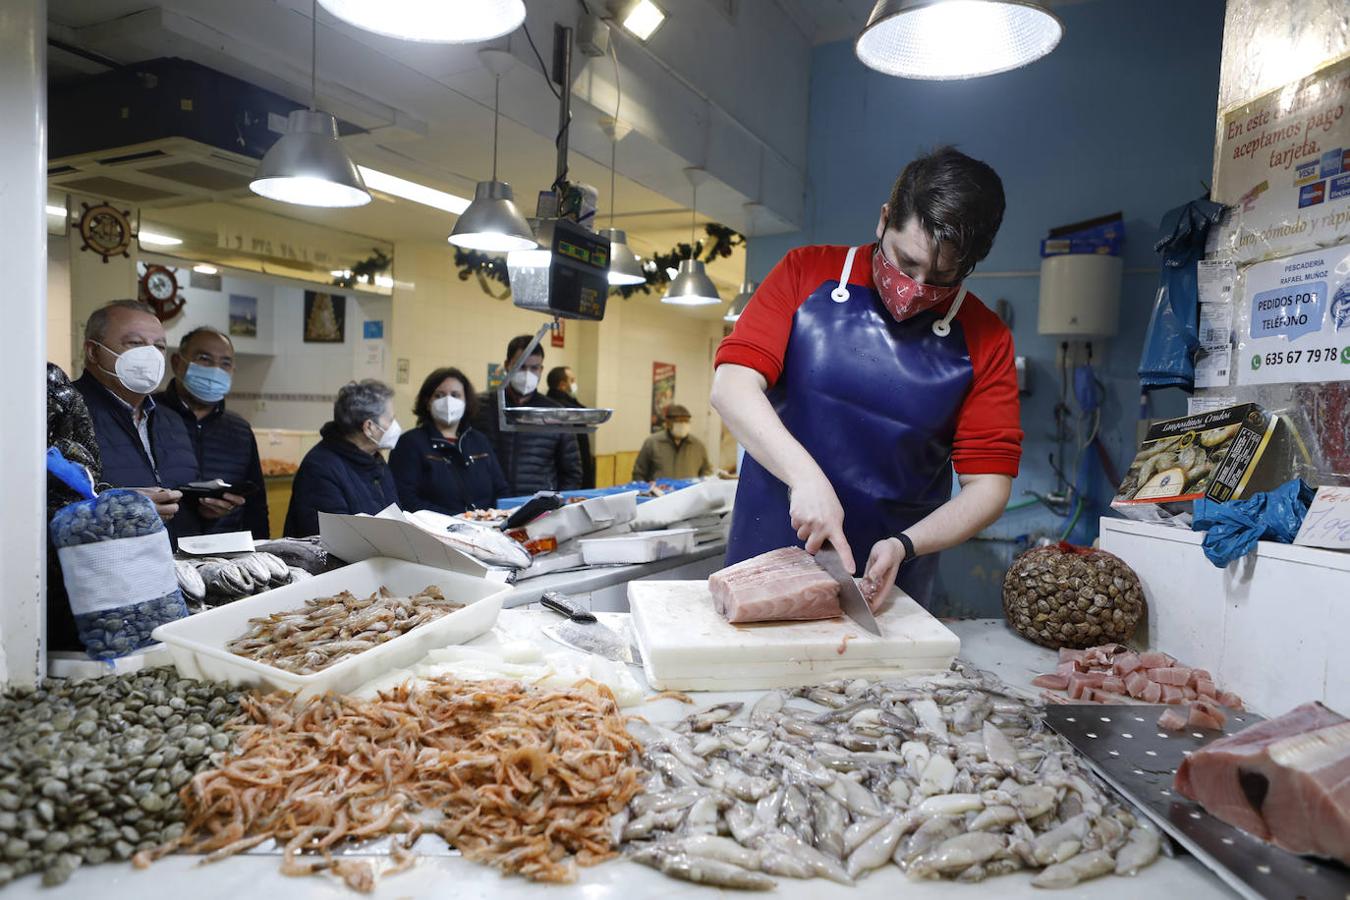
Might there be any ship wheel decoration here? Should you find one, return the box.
[76,201,133,263]
[139,264,185,321]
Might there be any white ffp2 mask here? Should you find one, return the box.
[432,395,466,427]
[372,418,402,450]
[509,369,540,395]
[94,342,166,395]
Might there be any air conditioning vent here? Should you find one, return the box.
[141,160,252,192]
[61,175,177,203]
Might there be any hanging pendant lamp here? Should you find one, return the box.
[449,50,537,253]
[855,0,1062,80]
[600,48,645,286]
[318,0,525,44]
[251,2,370,207]
[724,280,756,321]
[662,168,721,306]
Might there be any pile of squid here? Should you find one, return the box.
[621,665,1162,891]
[135,677,644,891]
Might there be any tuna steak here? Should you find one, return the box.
[1174,701,1350,862]
[708,547,841,624]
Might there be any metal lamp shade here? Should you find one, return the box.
[661,258,722,306]
[725,280,757,321]
[602,228,646,285]
[448,180,537,252]
[250,110,371,208]
[318,0,525,43]
[855,0,1062,80]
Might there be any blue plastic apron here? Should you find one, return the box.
[725,245,976,608]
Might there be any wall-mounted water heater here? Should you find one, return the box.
[1037,253,1123,338]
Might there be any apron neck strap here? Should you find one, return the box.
[830,246,860,303]
[932,284,968,337]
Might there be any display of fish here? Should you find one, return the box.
[406,510,532,569]
[1175,701,1350,863]
[708,546,840,623]
[623,664,1160,889]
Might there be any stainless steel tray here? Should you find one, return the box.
[1045,704,1350,900]
[504,406,612,426]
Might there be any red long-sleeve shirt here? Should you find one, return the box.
[715,243,1023,477]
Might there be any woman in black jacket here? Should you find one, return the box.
[390,368,507,516]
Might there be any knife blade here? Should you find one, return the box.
[540,592,634,663]
[816,547,882,636]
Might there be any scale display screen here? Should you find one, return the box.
[508,219,611,321]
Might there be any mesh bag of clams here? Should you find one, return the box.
[50,489,187,659]
[1002,541,1145,649]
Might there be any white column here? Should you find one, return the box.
[0,0,47,686]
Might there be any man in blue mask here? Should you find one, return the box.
[157,326,270,538]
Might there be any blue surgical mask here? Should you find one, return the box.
[183,362,232,404]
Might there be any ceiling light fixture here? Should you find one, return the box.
[449,49,537,253]
[192,264,219,275]
[662,167,721,307]
[45,204,67,217]
[600,47,644,286]
[725,280,756,321]
[618,0,666,41]
[856,0,1062,80]
[138,230,183,247]
[250,1,371,207]
[319,0,524,44]
[358,166,470,214]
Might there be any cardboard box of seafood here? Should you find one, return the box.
[1112,403,1280,522]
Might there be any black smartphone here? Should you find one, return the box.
[177,479,260,499]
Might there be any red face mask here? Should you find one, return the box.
[871,244,963,323]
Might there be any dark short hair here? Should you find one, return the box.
[505,334,544,364]
[333,379,394,436]
[412,367,478,427]
[179,325,233,357]
[886,145,1005,278]
[546,366,572,391]
[85,299,158,342]
[665,404,692,421]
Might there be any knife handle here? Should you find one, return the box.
[541,592,597,623]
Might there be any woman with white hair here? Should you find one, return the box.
[284,379,401,537]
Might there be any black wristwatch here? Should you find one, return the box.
[895,532,916,564]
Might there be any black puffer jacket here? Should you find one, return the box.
[473,391,582,497]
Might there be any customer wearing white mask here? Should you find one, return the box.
[283,379,400,537]
[73,300,202,537]
[632,404,713,482]
[390,367,507,515]
[472,335,583,497]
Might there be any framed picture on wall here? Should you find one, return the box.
[303,291,346,343]
[651,362,676,432]
[228,294,258,337]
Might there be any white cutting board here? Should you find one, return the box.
[629,580,960,691]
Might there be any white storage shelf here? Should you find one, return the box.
[1099,517,1350,716]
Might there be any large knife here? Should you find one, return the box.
[816,547,882,636]
[539,592,641,664]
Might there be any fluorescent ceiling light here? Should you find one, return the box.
[319,0,525,43]
[373,274,394,288]
[358,166,470,214]
[856,0,1062,80]
[45,204,67,217]
[192,264,219,275]
[621,0,666,41]
[331,269,353,278]
[139,230,183,247]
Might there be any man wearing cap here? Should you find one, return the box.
[632,405,713,482]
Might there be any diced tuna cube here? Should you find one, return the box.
[1032,674,1069,691]
[1080,672,1107,689]
[1113,652,1142,676]
[1183,686,1198,701]
[1196,679,1217,699]
[1056,660,1079,676]
[1059,648,1086,664]
[1158,708,1188,731]
[1218,691,1245,711]
[1125,671,1151,698]
[1139,651,1174,669]
[1066,674,1091,700]
[1188,701,1227,730]
[1162,684,1185,705]
[1101,676,1126,694]
[1151,666,1193,686]
[1189,668,1212,686]
[1141,681,1163,704]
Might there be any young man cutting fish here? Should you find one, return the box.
[712,146,1023,609]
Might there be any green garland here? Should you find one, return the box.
[330,249,392,289]
[452,223,746,299]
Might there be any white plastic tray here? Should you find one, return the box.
[630,480,737,530]
[578,528,698,565]
[152,558,508,697]
[521,492,638,543]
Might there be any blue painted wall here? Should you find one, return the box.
[746,0,1225,615]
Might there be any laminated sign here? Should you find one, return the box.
[1236,242,1350,386]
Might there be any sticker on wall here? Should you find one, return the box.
[303,291,345,343]
[551,318,565,348]
[1236,242,1350,386]
[363,320,384,340]
[396,358,410,385]
[487,363,504,391]
[229,295,258,338]
[1215,55,1350,262]
[651,362,676,433]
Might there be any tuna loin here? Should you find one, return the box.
[708,547,841,624]
[1174,701,1350,862]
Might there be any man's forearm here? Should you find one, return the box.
[710,364,822,490]
[902,474,1012,557]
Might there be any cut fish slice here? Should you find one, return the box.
[708,547,841,624]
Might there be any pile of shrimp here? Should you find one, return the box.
[135,677,645,890]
